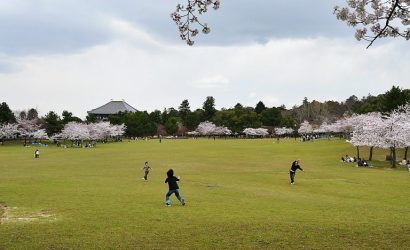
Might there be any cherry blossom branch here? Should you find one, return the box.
[171,0,220,46]
[334,0,410,49]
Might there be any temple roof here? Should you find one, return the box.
[88,100,137,115]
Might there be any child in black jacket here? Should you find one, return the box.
[165,169,185,207]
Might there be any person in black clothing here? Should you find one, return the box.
[289,160,304,185]
[165,169,185,207]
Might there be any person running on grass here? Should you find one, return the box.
[142,161,152,181]
[165,169,185,207]
[289,159,304,185]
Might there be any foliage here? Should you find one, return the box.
[62,110,82,124]
[165,117,180,135]
[149,110,162,124]
[85,113,98,123]
[261,107,282,126]
[27,108,39,120]
[178,99,191,125]
[43,111,63,136]
[254,101,267,114]
[185,111,201,130]
[0,102,16,124]
[202,96,216,121]
[124,112,156,137]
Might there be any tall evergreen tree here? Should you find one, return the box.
[44,111,63,136]
[202,96,216,121]
[0,102,16,124]
[178,99,191,124]
[255,101,266,114]
[382,85,409,112]
[27,108,39,120]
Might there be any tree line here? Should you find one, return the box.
[1,86,409,138]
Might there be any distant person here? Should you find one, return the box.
[142,161,152,181]
[165,169,185,207]
[34,149,40,158]
[289,160,304,185]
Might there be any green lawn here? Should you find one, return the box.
[0,138,409,249]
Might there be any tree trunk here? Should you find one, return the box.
[356,146,360,159]
[391,147,396,168]
[405,147,409,160]
[368,146,373,161]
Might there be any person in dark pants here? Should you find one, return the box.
[142,161,152,181]
[289,160,304,185]
[165,169,185,207]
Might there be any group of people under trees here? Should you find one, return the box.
[341,154,369,167]
[141,160,305,207]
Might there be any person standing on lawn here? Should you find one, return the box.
[289,160,304,185]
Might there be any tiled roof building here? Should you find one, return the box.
[88,100,137,120]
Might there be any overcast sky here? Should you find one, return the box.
[1,0,409,118]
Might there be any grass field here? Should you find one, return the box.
[1,138,410,249]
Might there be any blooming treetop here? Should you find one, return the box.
[171,0,220,46]
[31,129,49,140]
[400,104,410,147]
[0,123,19,139]
[379,106,410,149]
[108,124,126,137]
[243,128,269,136]
[16,117,42,137]
[196,121,231,135]
[59,122,126,141]
[298,120,313,134]
[274,127,294,136]
[314,122,331,134]
[348,112,384,148]
[334,0,410,48]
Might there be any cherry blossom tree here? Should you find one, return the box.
[243,128,269,137]
[60,122,91,145]
[16,117,42,145]
[400,104,410,159]
[59,122,126,146]
[348,112,384,160]
[379,106,410,167]
[298,120,313,135]
[171,0,220,45]
[196,121,231,136]
[31,129,49,141]
[274,127,294,136]
[0,123,19,141]
[334,0,410,48]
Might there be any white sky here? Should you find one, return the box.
[0,1,409,118]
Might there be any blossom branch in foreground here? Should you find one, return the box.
[334,0,410,48]
[171,0,220,46]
